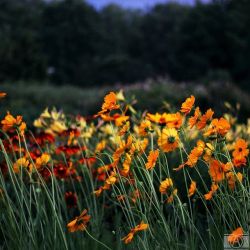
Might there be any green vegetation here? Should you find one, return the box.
[1,80,250,124]
[0,91,249,249]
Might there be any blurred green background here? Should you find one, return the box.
[0,0,249,122]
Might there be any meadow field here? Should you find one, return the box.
[1,0,250,249]
[0,85,249,249]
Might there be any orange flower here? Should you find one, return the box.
[174,140,205,171]
[204,183,218,200]
[93,187,104,197]
[119,121,130,136]
[122,221,148,244]
[97,164,113,175]
[186,140,205,166]
[1,112,26,135]
[166,188,178,203]
[189,107,201,128]
[112,136,132,162]
[0,92,6,98]
[204,118,230,137]
[95,140,106,153]
[121,153,132,176]
[130,138,148,155]
[147,112,183,128]
[122,232,134,244]
[233,157,247,167]
[138,120,152,136]
[114,115,130,127]
[226,172,243,190]
[158,128,179,153]
[180,95,195,115]
[196,109,214,130]
[147,112,169,126]
[97,92,120,115]
[209,159,230,183]
[165,112,183,129]
[67,209,90,233]
[145,150,159,170]
[232,139,249,164]
[188,181,197,197]
[233,139,249,158]
[227,227,244,245]
[159,178,173,194]
[94,171,117,196]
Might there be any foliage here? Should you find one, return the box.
[1,80,250,125]
[0,0,250,88]
[0,90,249,249]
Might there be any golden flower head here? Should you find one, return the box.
[158,128,179,153]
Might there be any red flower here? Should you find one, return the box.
[55,145,86,156]
[79,157,96,167]
[32,132,55,146]
[53,163,73,179]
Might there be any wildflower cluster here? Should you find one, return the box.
[0,90,249,249]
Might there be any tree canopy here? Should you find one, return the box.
[0,0,249,88]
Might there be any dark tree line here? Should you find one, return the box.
[0,0,249,87]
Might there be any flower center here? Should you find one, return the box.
[168,136,175,144]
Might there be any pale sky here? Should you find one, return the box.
[86,0,210,9]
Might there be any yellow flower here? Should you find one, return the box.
[130,138,148,155]
[147,112,169,126]
[40,108,51,119]
[203,143,215,162]
[51,109,63,120]
[158,128,179,153]
[165,112,183,129]
[159,178,173,194]
[116,90,125,101]
[36,153,50,169]
[50,121,67,134]
[138,120,152,136]
[33,118,44,128]
[13,157,31,173]
[115,115,129,127]
[105,172,117,185]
